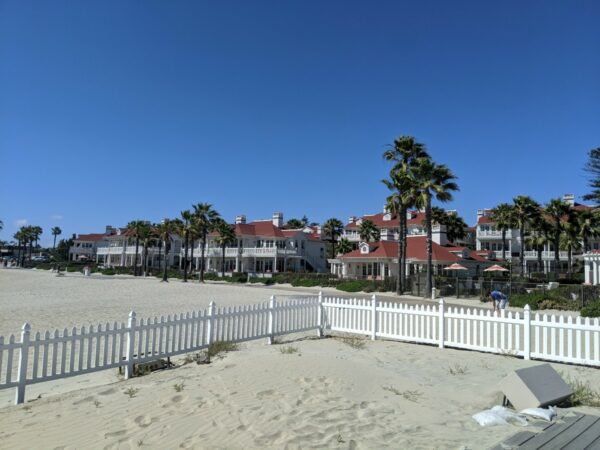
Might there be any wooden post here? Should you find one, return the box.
[371,294,377,341]
[15,323,31,405]
[523,304,531,360]
[125,311,136,379]
[268,296,275,344]
[431,287,437,300]
[317,291,324,337]
[438,299,445,349]
[206,301,215,346]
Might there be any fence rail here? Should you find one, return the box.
[2,295,600,405]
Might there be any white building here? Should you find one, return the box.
[475,194,594,274]
[181,213,327,275]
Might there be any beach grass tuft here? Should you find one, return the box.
[124,387,139,399]
[447,363,468,375]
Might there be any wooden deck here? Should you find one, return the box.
[491,413,600,449]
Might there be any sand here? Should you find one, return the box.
[0,269,598,449]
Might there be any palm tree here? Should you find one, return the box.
[513,196,541,276]
[51,227,62,249]
[560,221,581,276]
[13,230,23,266]
[284,218,305,229]
[336,237,353,256]
[382,136,429,294]
[180,210,194,282]
[138,223,153,276]
[214,219,236,276]
[577,209,599,253]
[490,203,515,260]
[545,198,572,277]
[358,219,380,242]
[444,211,468,244]
[528,218,551,273]
[323,218,344,259]
[192,203,221,282]
[156,219,177,282]
[126,220,146,276]
[409,157,459,297]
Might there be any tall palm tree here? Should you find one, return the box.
[51,226,62,249]
[490,203,515,260]
[336,237,353,256]
[545,198,572,277]
[528,217,551,273]
[358,219,380,242]
[126,220,146,276]
[409,157,459,297]
[138,223,153,276]
[214,219,236,276]
[382,136,429,294]
[13,230,23,266]
[192,203,221,282]
[323,218,344,259]
[444,211,468,244]
[513,196,541,276]
[577,209,599,253]
[156,219,177,282]
[180,210,194,282]
[560,221,581,276]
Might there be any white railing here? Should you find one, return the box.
[477,230,511,238]
[3,296,599,405]
[0,297,321,404]
[185,247,299,258]
[523,251,569,259]
[96,247,124,255]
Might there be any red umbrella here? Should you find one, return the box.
[444,263,468,271]
[484,264,509,272]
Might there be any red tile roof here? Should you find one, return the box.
[75,233,106,242]
[345,211,428,229]
[477,215,494,224]
[340,236,461,263]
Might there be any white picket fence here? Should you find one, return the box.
[1,294,600,405]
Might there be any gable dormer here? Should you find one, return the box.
[359,242,370,254]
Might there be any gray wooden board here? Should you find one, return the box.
[539,415,600,450]
[492,414,600,450]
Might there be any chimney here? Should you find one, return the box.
[235,215,246,225]
[348,216,356,224]
[563,194,575,206]
[105,225,114,234]
[272,212,283,228]
[316,225,322,234]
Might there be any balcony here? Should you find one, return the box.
[477,230,512,239]
[184,247,300,258]
[523,251,568,259]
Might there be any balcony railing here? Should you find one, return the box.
[183,247,300,258]
[477,230,512,238]
[523,251,569,259]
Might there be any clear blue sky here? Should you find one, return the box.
[1,1,599,246]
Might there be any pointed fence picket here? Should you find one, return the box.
[1,294,599,405]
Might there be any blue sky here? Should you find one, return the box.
[1,1,599,246]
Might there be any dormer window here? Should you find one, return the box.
[360,243,370,254]
[383,213,391,221]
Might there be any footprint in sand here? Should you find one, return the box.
[98,388,117,396]
[172,395,184,403]
[104,430,127,439]
[73,395,95,405]
[256,389,275,400]
[134,415,153,428]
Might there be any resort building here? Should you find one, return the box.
[181,213,327,275]
[343,207,452,245]
[329,236,492,280]
[68,227,115,261]
[475,194,593,274]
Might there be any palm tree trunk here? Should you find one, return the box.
[200,237,206,282]
[222,245,226,276]
[53,235,57,249]
[425,196,433,298]
[162,241,169,282]
[183,233,189,282]
[520,225,525,276]
[554,231,560,277]
[568,247,572,275]
[501,230,506,260]
[134,238,140,276]
[402,212,408,290]
[396,211,403,295]
[537,246,543,273]
[142,243,148,276]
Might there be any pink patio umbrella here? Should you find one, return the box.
[444,263,468,298]
[484,264,509,272]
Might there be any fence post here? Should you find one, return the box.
[206,301,215,346]
[371,294,377,341]
[431,287,437,300]
[125,311,136,379]
[438,299,445,349]
[15,322,31,405]
[317,291,324,338]
[267,296,275,345]
[523,304,531,360]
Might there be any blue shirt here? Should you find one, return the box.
[490,290,506,300]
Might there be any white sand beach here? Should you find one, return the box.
[0,269,598,449]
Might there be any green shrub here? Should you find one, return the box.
[581,302,600,318]
[508,290,579,311]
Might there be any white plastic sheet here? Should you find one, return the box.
[473,406,528,427]
[520,406,556,422]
